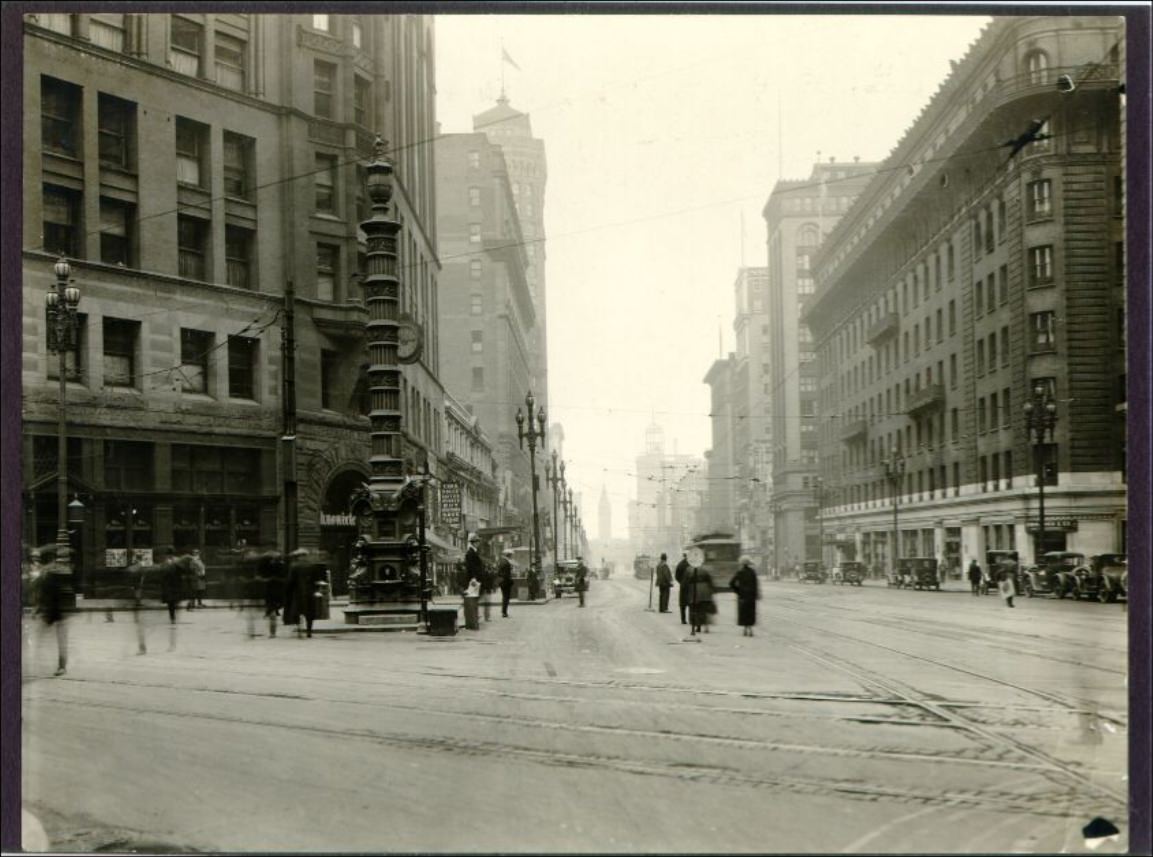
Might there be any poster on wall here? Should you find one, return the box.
[441,481,461,528]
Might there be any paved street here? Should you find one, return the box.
[22,576,1128,853]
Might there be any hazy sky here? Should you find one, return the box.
[435,12,992,535]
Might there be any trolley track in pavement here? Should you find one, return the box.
[769,599,1128,725]
[767,614,1127,812]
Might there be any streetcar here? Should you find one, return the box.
[684,533,741,585]
[633,554,655,581]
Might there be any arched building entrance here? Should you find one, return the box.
[319,468,368,596]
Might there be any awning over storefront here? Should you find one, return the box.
[423,528,462,562]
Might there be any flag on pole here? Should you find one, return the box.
[502,47,521,71]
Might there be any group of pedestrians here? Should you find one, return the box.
[967,557,1018,607]
[654,552,762,636]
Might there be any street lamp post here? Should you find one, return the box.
[883,449,906,581]
[515,391,546,593]
[1023,383,1058,563]
[559,483,571,561]
[546,451,563,571]
[46,257,81,602]
[813,476,825,569]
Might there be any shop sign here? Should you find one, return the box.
[441,481,462,527]
[105,547,152,567]
[320,513,356,528]
[1025,517,1079,532]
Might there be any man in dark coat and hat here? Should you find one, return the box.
[497,548,515,618]
[655,553,674,613]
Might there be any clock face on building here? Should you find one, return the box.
[397,314,423,364]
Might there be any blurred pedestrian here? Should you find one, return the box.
[261,551,286,638]
[675,553,690,624]
[497,549,515,618]
[188,549,208,608]
[35,564,71,675]
[729,556,760,637]
[463,576,481,630]
[998,561,1018,608]
[574,556,589,608]
[283,549,322,638]
[684,563,715,635]
[655,553,673,613]
[967,559,983,596]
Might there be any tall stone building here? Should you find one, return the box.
[762,158,876,570]
[435,132,538,543]
[632,422,702,557]
[20,12,441,592]
[803,16,1126,572]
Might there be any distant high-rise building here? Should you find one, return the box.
[631,422,701,557]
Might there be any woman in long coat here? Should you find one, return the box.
[729,556,760,636]
[684,565,715,634]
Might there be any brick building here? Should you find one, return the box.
[802,16,1126,573]
[20,12,441,592]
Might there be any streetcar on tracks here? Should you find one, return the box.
[684,533,741,585]
[633,554,655,581]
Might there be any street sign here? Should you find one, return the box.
[441,481,461,528]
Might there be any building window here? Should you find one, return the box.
[979,456,987,490]
[997,198,1007,242]
[99,198,134,266]
[977,398,987,433]
[320,349,338,409]
[949,353,957,389]
[990,391,1000,429]
[179,328,213,394]
[1003,451,1012,488]
[469,294,482,315]
[984,208,995,254]
[798,224,820,247]
[469,224,481,244]
[177,216,208,280]
[98,93,135,169]
[170,16,203,77]
[471,330,483,354]
[225,225,253,289]
[976,339,986,375]
[1027,179,1052,218]
[46,313,86,382]
[353,76,371,127]
[316,243,338,301]
[41,76,81,158]
[1028,246,1054,286]
[215,32,247,91]
[469,260,482,280]
[314,61,336,119]
[948,300,956,336]
[951,407,959,440]
[175,117,207,187]
[946,243,955,281]
[991,454,1000,486]
[172,445,260,494]
[104,440,154,491]
[351,16,364,49]
[988,331,998,368]
[1029,311,1056,351]
[468,187,481,207]
[315,154,337,213]
[1025,49,1049,86]
[1000,326,1010,367]
[1028,119,1052,155]
[471,367,484,392]
[34,13,74,35]
[223,132,253,199]
[468,151,480,169]
[42,185,81,258]
[998,264,1008,306]
[90,13,127,51]
[975,280,984,316]
[972,219,982,258]
[103,317,139,388]
[222,335,257,400]
[1002,387,1011,427]
[1113,174,1124,216]
[936,308,943,343]
[312,14,330,31]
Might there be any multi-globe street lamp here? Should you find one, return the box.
[515,391,546,587]
[1023,383,1058,562]
[883,448,906,578]
[559,484,572,560]
[46,257,82,602]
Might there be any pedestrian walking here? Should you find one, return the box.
[283,550,324,638]
[497,549,515,618]
[684,564,715,635]
[729,556,760,637]
[967,559,983,596]
[189,549,208,608]
[464,533,485,594]
[675,553,690,624]
[260,551,286,638]
[574,556,590,607]
[655,553,673,613]
[998,561,1018,608]
[35,564,71,676]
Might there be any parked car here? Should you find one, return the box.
[1073,553,1127,603]
[897,557,940,591]
[799,561,827,584]
[887,563,913,588]
[1022,551,1085,598]
[831,561,865,586]
[553,560,580,598]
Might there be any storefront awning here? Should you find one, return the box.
[423,528,462,562]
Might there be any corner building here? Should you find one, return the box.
[803,16,1126,573]
[21,12,440,592]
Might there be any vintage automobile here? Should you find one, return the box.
[983,550,1021,595]
[1072,553,1128,603]
[899,557,941,591]
[887,563,914,588]
[552,560,580,598]
[830,561,865,586]
[1022,551,1085,598]
[799,560,827,584]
